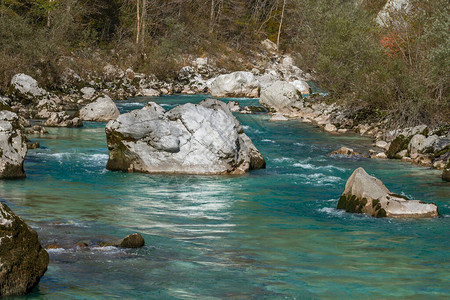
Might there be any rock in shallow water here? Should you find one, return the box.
[0,202,49,297]
[0,111,27,179]
[337,168,438,218]
[105,98,265,175]
[78,95,120,122]
[118,233,145,248]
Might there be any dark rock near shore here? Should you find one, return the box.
[443,161,450,182]
[0,202,49,297]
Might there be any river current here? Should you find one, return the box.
[2,95,449,299]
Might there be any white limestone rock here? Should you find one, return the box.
[408,134,439,159]
[337,168,438,218]
[81,87,96,100]
[259,81,302,114]
[289,80,310,95]
[10,74,47,101]
[324,123,337,133]
[0,111,27,179]
[105,99,266,175]
[78,95,120,122]
[210,72,260,98]
[269,113,289,122]
[138,88,161,97]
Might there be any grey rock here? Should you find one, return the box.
[78,95,119,122]
[259,81,301,114]
[408,134,438,158]
[0,111,27,179]
[105,99,265,175]
[210,72,260,98]
[337,168,438,218]
[10,74,47,101]
[43,112,83,128]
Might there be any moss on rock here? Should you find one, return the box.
[386,135,412,159]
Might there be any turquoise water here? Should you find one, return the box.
[1,95,449,299]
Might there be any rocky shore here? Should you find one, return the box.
[0,38,448,182]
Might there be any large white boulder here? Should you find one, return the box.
[105,98,266,175]
[10,74,47,101]
[337,168,438,218]
[0,111,27,179]
[259,81,302,114]
[0,202,49,296]
[210,71,260,98]
[78,95,120,122]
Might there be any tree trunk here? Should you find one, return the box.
[136,0,141,44]
[277,0,286,51]
[47,0,53,28]
[209,0,215,34]
[141,0,147,43]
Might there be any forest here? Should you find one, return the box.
[0,0,448,126]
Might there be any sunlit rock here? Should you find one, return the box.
[106,99,265,175]
[210,71,260,98]
[78,95,119,122]
[0,111,27,179]
[337,168,438,218]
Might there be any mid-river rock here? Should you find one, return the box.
[337,168,438,218]
[105,98,265,175]
[117,233,145,248]
[0,202,49,296]
[0,111,27,179]
[210,71,260,98]
[78,95,120,122]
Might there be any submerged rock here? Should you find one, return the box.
[0,111,27,179]
[105,98,265,175]
[0,202,49,296]
[210,71,260,98]
[337,168,438,218]
[117,233,145,248]
[78,95,120,122]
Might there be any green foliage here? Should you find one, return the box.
[286,0,449,127]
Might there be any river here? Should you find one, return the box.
[2,95,449,299]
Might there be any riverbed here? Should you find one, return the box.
[2,95,449,299]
